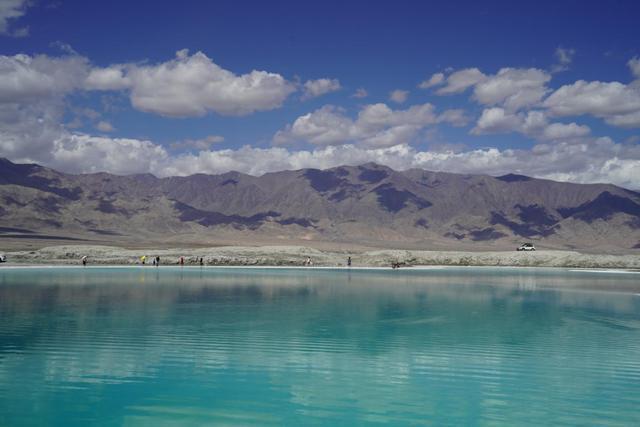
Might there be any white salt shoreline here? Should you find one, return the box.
[2,244,640,270]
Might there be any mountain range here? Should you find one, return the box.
[1,158,639,252]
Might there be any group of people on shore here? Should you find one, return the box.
[140,255,204,266]
[139,255,162,266]
[81,255,197,266]
[80,254,402,268]
[304,256,353,266]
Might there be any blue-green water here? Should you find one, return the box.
[1,267,640,426]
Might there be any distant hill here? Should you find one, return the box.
[1,158,639,252]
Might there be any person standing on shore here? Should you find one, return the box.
[179,256,184,266]
[81,255,87,266]
[347,256,352,267]
[155,256,160,266]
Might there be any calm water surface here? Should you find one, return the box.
[1,266,639,426]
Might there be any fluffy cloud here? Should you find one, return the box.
[273,103,463,148]
[274,105,355,146]
[418,72,445,89]
[428,66,551,111]
[436,109,470,127]
[471,108,523,134]
[606,111,640,128]
[351,88,368,98]
[473,68,551,111]
[520,110,548,135]
[85,65,131,91]
[551,47,575,73]
[0,53,89,102]
[472,108,591,141]
[302,78,341,99]
[2,50,639,190]
[50,134,170,176]
[543,80,640,128]
[96,120,115,132]
[1,50,299,118]
[0,0,30,36]
[0,53,117,165]
[629,57,640,79]
[160,140,640,190]
[436,68,486,95]
[0,80,170,175]
[359,103,442,129]
[0,102,167,176]
[169,135,225,151]
[424,57,640,128]
[0,101,66,162]
[125,50,296,117]
[3,118,638,189]
[540,122,590,141]
[389,89,409,104]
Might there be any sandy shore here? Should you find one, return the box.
[2,245,640,269]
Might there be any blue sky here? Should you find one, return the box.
[0,0,639,188]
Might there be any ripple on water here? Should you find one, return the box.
[0,267,639,425]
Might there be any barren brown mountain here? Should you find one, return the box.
[1,158,639,252]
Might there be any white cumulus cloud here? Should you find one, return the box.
[551,47,576,73]
[96,120,115,132]
[302,78,341,99]
[160,139,640,190]
[169,135,225,151]
[125,50,297,117]
[471,108,523,134]
[436,109,470,127]
[540,122,590,141]
[2,51,640,190]
[629,57,640,80]
[389,89,409,104]
[473,68,551,111]
[543,79,640,128]
[418,72,445,89]
[274,102,463,148]
[0,0,30,36]
[85,65,131,91]
[3,118,638,189]
[351,88,368,98]
[436,68,486,95]
[433,66,551,112]
[472,107,591,142]
[0,53,89,103]
[50,134,170,176]
[2,51,301,119]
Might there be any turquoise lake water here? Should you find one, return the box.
[1,266,639,426]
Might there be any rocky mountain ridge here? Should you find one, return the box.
[1,158,639,252]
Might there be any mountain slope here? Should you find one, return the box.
[1,158,639,251]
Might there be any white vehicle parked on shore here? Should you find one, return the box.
[0,254,6,263]
[517,243,536,251]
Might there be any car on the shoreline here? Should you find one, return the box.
[517,243,536,251]
[0,254,6,263]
